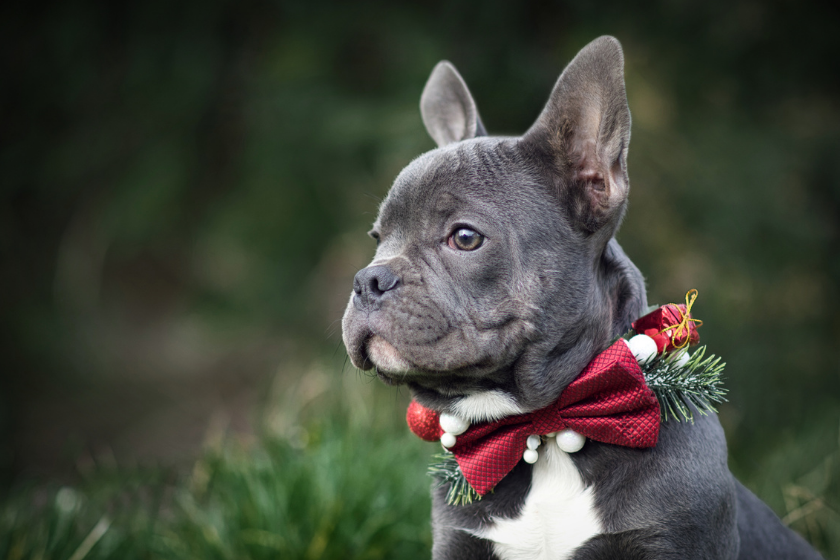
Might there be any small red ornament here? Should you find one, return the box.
[632,289,702,353]
[407,400,443,442]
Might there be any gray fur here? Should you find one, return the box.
[341,36,822,559]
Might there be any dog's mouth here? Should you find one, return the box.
[362,336,515,401]
[342,300,524,392]
[365,335,417,385]
[353,333,475,391]
[367,336,413,371]
[344,317,420,382]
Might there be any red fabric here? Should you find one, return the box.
[632,304,700,353]
[406,339,660,496]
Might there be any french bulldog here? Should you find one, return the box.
[341,36,822,560]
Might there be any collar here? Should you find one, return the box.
[406,338,660,495]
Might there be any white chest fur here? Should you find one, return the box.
[472,443,603,560]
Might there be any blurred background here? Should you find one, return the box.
[1,0,838,557]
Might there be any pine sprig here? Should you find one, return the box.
[428,452,481,506]
[641,346,727,423]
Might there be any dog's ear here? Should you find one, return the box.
[523,36,631,235]
[421,61,487,147]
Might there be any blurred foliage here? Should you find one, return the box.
[0,380,433,559]
[0,0,839,556]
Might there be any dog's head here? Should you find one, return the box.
[342,36,647,421]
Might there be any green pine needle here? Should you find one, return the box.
[642,345,728,423]
[428,452,482,506]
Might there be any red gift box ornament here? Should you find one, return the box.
[632,289,703,354]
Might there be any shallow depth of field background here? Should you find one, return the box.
[1,0,839,558]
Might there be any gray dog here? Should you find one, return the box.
[341,36,821,560]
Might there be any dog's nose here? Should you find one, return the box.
[353,265,400,310]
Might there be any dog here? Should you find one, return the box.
[341,36,822,560]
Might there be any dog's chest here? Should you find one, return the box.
[473,444,602,560]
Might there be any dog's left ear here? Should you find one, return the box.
[523,36,631,235]
[421,61,487,147]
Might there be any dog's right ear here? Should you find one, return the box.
[420,61,487,147]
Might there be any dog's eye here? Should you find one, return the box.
[449,228,484,251]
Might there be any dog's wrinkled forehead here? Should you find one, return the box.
[374,138,550,249]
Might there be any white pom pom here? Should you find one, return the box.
[546,432,557,438]
[556,429,586,453]
[439,413,470,436]
[526,435,541,450]
[441,433,457,448]
[625,334,658,363]
[675,350,690,367]
[523,448,539,464]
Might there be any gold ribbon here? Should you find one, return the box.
[659,289,704,349]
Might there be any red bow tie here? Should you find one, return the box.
[406,340,660,496]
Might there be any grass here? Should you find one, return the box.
[0,372,837,559]
[730,410,840,557]
[0,374,435,560]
